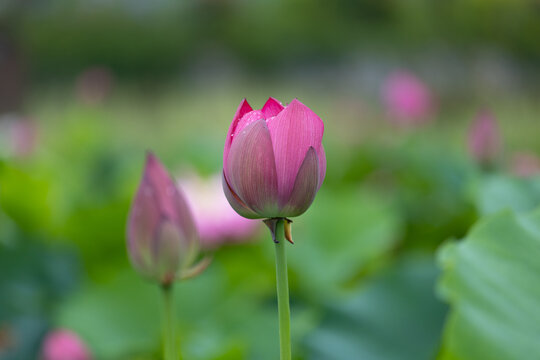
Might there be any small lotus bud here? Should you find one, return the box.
[468,110,501,167]
[126,152,199,286]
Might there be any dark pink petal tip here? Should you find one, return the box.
[262,97,285,118]
[224,99,254,164]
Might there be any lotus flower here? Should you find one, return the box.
[468,110,501,166]
[223,98,326,219]
[382,71,434,125]
[41,329,91,360]
[178,173,259,248]
[126,152,199,286]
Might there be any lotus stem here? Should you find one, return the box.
[162,285,176,360]
[273,218,292,360]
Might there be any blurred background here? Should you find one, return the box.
[1,1,539,359]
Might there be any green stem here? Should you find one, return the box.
[274,219,292,360]
[162,285,176,360]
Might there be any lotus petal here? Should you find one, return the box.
[279,147,319,217]
[222,171,260,219]
[224,99,253,164]
[225,119,278,217]
[266,99,324,205]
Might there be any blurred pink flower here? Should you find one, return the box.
[509,152,540,177]
[75,67,114,105]
[0,115,38,158]
[467,110,501,166]
[382,71,434,125]
[41,329,91,360]
[10,118,38,157]
[179,173,259,249]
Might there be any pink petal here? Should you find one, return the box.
[145,153,196,240]
[224,99,253,165]
[279,147,320,217]
[155,220,183,283]
[225,119,279,217]
[233,110,265,136]
[222,172,261,219]
[266,99,324,206]
[144,153,177,219]
[127,164,162,277]
[261,97,284,118]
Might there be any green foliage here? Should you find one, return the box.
[305,254,447,360]
[472,174,540,216]
[0,233,80,360]
[289,187,403,299]
[438,207,540,359]
[12,0,540,79]
[0,163,53,232]
[1,85,539,359]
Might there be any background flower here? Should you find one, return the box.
[381,70,435,125]
[467,110,501,166]
[127,153,199,285]
[41,329,91,360]
[178,172,259,249]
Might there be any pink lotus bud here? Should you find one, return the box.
[382,71,434,125]
[467,110,501,166]
[127,152,199,286]
[41,329,91,360]
[178,173,259,249]
[223,98,326,219]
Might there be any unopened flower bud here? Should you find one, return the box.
[126,152,199,286]
[223,98,326,220]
